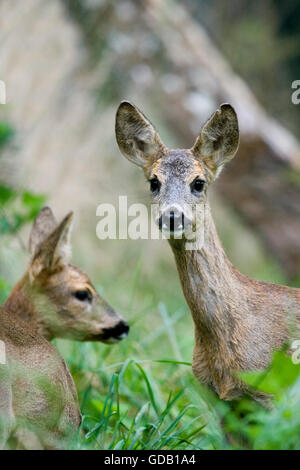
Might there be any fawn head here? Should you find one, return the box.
[25,207,129,343]
[116,101,239,238]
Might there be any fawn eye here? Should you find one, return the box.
[149,177,161,194]
[191,179,205,194]
[74,290,92,302]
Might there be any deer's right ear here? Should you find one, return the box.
[115,101,164,168]
[29,206,58,256]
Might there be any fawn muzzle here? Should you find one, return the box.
[98,320,130,344]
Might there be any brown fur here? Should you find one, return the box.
[116,101,300,406]
[0,207,128,449]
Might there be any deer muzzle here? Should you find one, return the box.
[158,205,192,236]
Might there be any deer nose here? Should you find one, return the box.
[159,209,184,233]
[102,320,130,342]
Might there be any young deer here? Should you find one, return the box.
[115,101,300,406]
[0,207,129,449]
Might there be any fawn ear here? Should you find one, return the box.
[29,206,58,255]
[115,101,164,168]
[30,212,74,279]
[193,104,239,179]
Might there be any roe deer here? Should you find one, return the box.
[0,207,129,449]
[115,101,300,406]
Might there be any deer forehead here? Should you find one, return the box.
[41,265,93,291]
[150,150,206,183]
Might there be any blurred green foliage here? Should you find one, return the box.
[222,350,300,450]
[0,122,14,149]
[0,122,45,236]
[240,350,300,397]
[0,184,45,235]
[0,124,45,303]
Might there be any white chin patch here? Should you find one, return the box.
[118,332,128,339]
[105,332,128,344]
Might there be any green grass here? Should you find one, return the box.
[56,334,223,450]
[1,193,300,450]
[52,258,225,450]
[52,258,300,451]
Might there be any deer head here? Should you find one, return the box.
[7,207,129,343]
[116,101,239,239]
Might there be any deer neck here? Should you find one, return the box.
[3,275,53,340]
[169,204,243,339]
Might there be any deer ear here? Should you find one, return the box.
[193,104,239,179]
[115,101,164,168]
[29,206,58,256]
[30,212,74,279]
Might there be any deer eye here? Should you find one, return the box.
[191,179,205,194]
[149,177,161,194]
[74,290,92,302]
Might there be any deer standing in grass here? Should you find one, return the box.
[115,101,300,406]
[0,207,129,449]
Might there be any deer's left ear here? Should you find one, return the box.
[192,104,239,179]
[116,101,164,168]
[30,212,74,279]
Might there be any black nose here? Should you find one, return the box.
[159,211,184,233]
[102,321,130,340]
